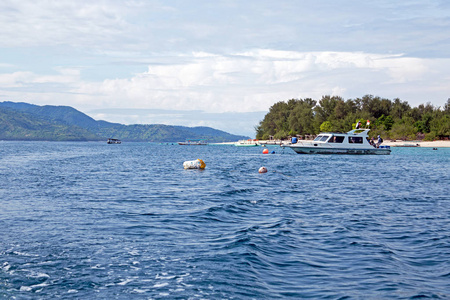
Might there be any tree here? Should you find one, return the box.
[255,94,449,141]
[320,121,333,132]
[391,98,410,120]
[444,98,450,113]
[287,99,316,135]
[314,96,341,122]
[376,114,395,131]
[390,119,416,140]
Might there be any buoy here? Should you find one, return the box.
[258,167,268,173]
[262,148,269,154]
[271,150,275,154]
[183,159,206,169]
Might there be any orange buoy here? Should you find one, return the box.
[258,167,268,173]
[262,148,269,154]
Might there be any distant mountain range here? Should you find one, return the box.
[0,102,250,142]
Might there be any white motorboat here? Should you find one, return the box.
[178,139,208,145]
[286,129,391,155]
[234,139,259,147]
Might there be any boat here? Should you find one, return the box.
[260,140,283,146]
[393,143,420,147]
[178,139,208,145]
[286,129,391,155]
[234,139,259,147]
[107,138,121,144]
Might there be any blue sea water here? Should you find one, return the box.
[0,141,449,299]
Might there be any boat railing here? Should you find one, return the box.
[347,129,370,135]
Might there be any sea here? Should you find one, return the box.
[0,141,449,299]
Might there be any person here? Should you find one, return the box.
[376,135,382,148]
[356,121,362,129]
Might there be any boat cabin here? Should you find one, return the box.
[312,129,374,146]
[314,134,367,144]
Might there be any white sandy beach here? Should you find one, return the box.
[383,140,450,148]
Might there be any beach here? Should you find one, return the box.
[383,140,450,147]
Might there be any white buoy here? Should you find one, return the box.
[183,159,206,169]
[258,166,267,173]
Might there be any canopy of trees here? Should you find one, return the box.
[256,95,450,141]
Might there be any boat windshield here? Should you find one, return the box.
[314,135,323,141]
[320,135,329,142]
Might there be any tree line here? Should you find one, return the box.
[255,95,450,141]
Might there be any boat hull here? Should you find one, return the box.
[234,143,258,147]
[288,146,391,155]
[178,142,208,145]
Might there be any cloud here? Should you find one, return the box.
[1,1,449,56]
[0,0,132,48]
[0,68,80,88]
[2,49,450,114]
[70,50,450,111]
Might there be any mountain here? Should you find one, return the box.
[0,106,102,141]
[0,102,249,142]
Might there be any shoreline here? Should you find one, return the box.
[383,140,450,148]
[215,140,450,148]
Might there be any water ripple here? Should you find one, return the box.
[0,143,449,299]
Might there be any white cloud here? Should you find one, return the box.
[1,1,448,56]
[2,50,449,115]
[69,50,450,112]
[0,0,133,48]
[0,68,80,87]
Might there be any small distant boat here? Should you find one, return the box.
[260,140,283,146]
[235,139,259,147]
[393,143,420,147]
[107,138,121,144]
[286,129,391,155]
[178,139,208,145]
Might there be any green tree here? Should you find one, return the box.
[391,98,411,120]
[287,98,316,135]
[255,95,449,141]
[320,121,333,132]
[376,114,395,131]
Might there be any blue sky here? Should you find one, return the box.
[1,0,449,137]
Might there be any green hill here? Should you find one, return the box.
[0,107,101,141]
[0,102,249,142]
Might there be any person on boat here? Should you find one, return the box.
[355,121,362,129]
[376,135,382,148]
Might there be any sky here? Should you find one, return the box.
[1,0,449,137]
